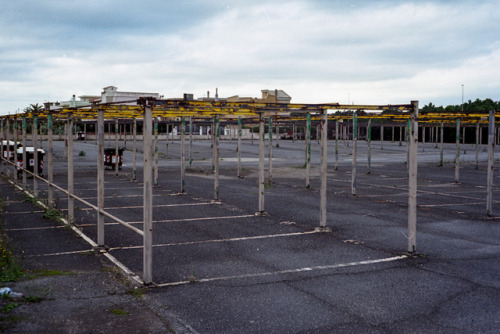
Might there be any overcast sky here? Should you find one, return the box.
[1,0,499,114]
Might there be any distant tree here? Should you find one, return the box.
[24,103,44,114]
[422,98,500,113]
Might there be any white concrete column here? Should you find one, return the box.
[408,101,419,253]
[142,99,154,284]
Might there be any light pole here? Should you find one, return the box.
[461,84,464,113]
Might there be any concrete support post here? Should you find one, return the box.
[180,117,186,193]
[32,116,38,196]
[305,114,311,188]
[319,110,329,229]
[258,113,265,214]
[154,118,159,187]
[455,119,460,183]
[237,117,242,178]
[142,100,154,284]
[367,119,372,174]
[352,112,358,196]
[334,120,339,170]
[213,115,220,201]
[132,118,137,181]
[267,116,273,184]
[67,114,74,222]
[463,126,466,145]
[114,118,119,176]
[408,101,419,253]
[486,111,495,216]
[97,108,105,246]
[292,123,296,143]
[475,122,480,169]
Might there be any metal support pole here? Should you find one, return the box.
[213,115,220,201]
[22,117,27,186]
[189,117,193,168]
[434,126,438,148]
[399,125,403,146]
[422,126,425,153]
[153,118,159,186]
[408,101,419,253]
[352,112,358,196]
[13,119,18,181]
[392,125,395,142]
[319,109,329,229]
[380,124,384,150]
[475,122,480,169]
[305,114,311,188]
[133,118,137,181]
[276,122,280,148]
[180,117,186,193]
[258,113,265,214]
[67,114,74,222]
[406,120,410,167]
[486,110,495,216]
[292,123,296,143]
[439,122,444,167]
[455,118,460,183]
[367,119,372,174]
[115,118,119,176]
[32,116,38,196]
[142,100,154,284]
[47,114,54,208]
[0,119,3,174]
[334,120,339,170]
[268,116,273,184]
[97,108,105,246]
[165,122,169,158]
[64,121,68,160]
[237,116,242,178]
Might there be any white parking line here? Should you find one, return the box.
[63,202,214,211]
[156,255,408,287]
[108,230,319,251]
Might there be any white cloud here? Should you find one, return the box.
[1,0,499,114]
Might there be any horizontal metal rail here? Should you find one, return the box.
[1,158,144,236]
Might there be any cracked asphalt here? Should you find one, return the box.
[1,136,499,333]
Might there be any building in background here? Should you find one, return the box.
[227,89,291,104]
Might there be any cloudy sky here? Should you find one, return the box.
[1,0,499,114]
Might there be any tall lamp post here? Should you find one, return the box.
[461,84,464,112]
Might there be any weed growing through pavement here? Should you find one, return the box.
[110,308,130,316]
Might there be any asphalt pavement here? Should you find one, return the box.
[1,137,499,333]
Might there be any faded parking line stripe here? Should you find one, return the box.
[108,230,319,251]
[156,255,408,287]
